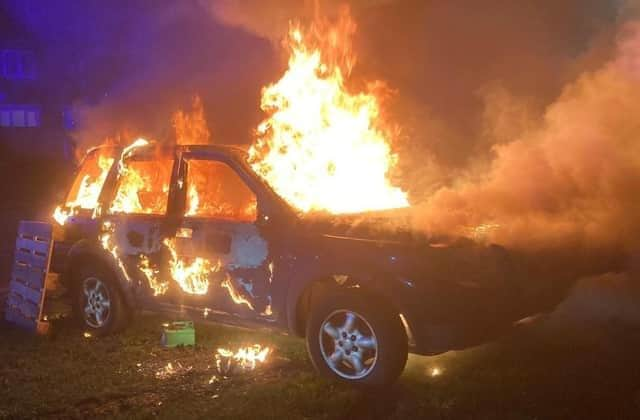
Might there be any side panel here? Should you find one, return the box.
[168,154,287,323]
[101,215,168,301]
[282,235,414,336]
[177,219,277,319]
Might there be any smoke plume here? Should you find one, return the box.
[413,20,640,256]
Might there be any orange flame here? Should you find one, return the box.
[216,344,270,373]
[248,11,408,214]
[138,254,168,296]
[173,95,211,145]
[99,220,131,282]
[220,275,254,310]
[53,153,114,225]
[163,238,219,295]
[109,139,173,215]
[182,159,258,221]
[186,184,200,216]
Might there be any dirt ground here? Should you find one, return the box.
[1,302,639,420]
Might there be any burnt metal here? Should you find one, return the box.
[51,144,574,355]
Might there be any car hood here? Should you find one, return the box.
[297,208,461,247]
[301,210,443,243]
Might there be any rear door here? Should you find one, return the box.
[170,153,276,320]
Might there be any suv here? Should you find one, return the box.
[53,142,554,386]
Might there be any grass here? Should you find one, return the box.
[1,310,640,419]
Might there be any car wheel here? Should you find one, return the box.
[73,265,128,336]
[306,289,408,386]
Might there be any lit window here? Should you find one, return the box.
[0,110,9,126]
[0,49,37,80]
[26,110,37,127]
[11,110,25,127]
[0,105,40,128]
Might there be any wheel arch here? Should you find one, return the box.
[288,271,411,345]
[62,239,136,309]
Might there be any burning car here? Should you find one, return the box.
[47,140,560,386]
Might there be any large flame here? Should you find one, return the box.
[172,95,211,145]
[183,159,258,220]
[163,238,219,295]
[109,139,173,215]
[248,11,408,214]
[53,152,115,225]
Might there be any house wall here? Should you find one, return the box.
[0,2,77,161]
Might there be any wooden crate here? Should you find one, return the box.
[4,221,53,333]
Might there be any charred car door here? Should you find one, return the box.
[100,149,179,302]
[170,153,276,320]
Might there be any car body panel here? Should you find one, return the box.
[54,143,563,355]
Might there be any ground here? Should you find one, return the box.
[1,309,639,419]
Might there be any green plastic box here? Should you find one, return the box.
[161,321,195,347]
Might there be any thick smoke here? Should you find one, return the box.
[414,20,640,256]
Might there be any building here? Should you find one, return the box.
[0,3,75,160]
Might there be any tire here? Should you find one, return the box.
[72,264,129,336]
[306,288,408,386]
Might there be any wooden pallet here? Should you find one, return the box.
[4,221,53,334]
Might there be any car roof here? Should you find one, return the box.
[120,142,250,157]
[86,142,249,155]
[176,144,249,156]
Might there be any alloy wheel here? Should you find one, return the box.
[83,276,111,328]
[318,309,378,380]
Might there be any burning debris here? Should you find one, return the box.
[429,367,443,378]
[155,362,193,380]
[147,344,271,393]
[248,9,408,214]
[215,344,271,375]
